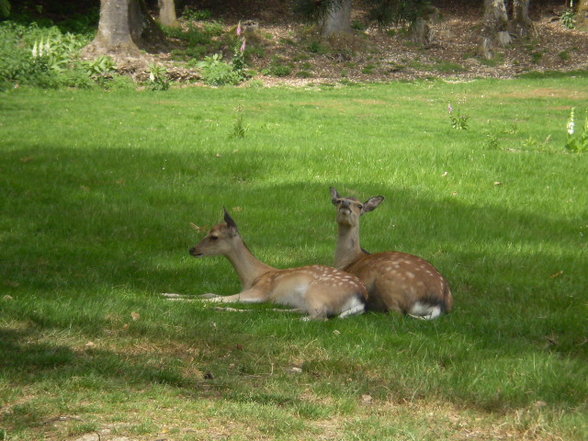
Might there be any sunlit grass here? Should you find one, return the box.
[1,74,587,440]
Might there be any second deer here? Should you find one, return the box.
[165,209,367,320]
[330,188,453,319]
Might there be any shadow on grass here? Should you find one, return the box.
[1,145,586,415]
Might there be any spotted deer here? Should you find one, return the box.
[330,188,453,319]
[165,209,367,320]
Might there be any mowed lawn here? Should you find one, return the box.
[1,74,587,440]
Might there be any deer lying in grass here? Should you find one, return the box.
[164,209,367,320]
[330,188,453,319]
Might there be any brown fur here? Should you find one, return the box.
[188,209,367,320]
[330,188,453,319]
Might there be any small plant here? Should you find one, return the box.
[565,108,588,152]
[147,63,170,91]
[83,55,116,80]
[484,133,500,150]
[560,1,576,29]
[231,105,248,138]
[182,7,212,21]
[197,54,241,86]
[448,103,469,130]
[232,21,247,75]
[269,63,292,77]
[31,32,89,72]
[308,41,329,54]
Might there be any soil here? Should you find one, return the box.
[125,4,588,86]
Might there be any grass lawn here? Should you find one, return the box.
[1,74,587,440]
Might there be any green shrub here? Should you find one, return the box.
[147,63,170,91]
[0,21,92,90]
[269,63,292,77]
[182,7,212,21]
[197,54,243,86]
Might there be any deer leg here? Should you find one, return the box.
[161,292,201,301]
[199,288,268,304]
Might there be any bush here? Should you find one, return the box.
[197,54,243,86]
[0,21,93,90]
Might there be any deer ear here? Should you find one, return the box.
[362,196,384,213]
[223,207,239,234]
[330,187,341,205]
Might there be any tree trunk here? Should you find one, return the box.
[84,0,166,58]
[480,0,511,59]
[320,0,352,38]
[578,0,588,31]
[158,0,178,28]
[511,0,533,37]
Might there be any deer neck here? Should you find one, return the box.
[335,223,364,270]
[225,238,275,289]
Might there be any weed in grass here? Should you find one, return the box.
[565,107,588,152]
[484,133,500,150]
[447,103,469,130]
[231,105,248,138]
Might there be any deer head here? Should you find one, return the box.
[189,208,241,257]
[330,187,384,227]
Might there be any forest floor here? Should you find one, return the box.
[149,3,588,86]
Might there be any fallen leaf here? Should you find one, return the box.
[549,270,564,279]
[131,312,140,321]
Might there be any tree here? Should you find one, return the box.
[480,0,512,59]
[84,0,166,58]
[511,0,533,37]
[321,0,353,37]
[578,0,588,31]
[158,0,178,28]
[481,0,538,58]
[297,0,431,38]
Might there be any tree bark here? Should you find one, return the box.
[320,0,353,38]
[578,0,588,31]
[84,0,166,58]
[480,0,511,59]
[158,0,178,28]
[511,0,533,37]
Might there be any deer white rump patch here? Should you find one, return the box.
[338,295,365,318]
[408,302,442,320]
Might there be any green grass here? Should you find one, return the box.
[1,75,587,440]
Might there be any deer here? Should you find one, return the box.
[330,187,453,320]
[163,208,367,320]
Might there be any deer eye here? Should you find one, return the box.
[357,204,363,210]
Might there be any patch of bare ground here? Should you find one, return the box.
[139,4,588,87]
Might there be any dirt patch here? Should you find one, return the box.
[143,5,588,87]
